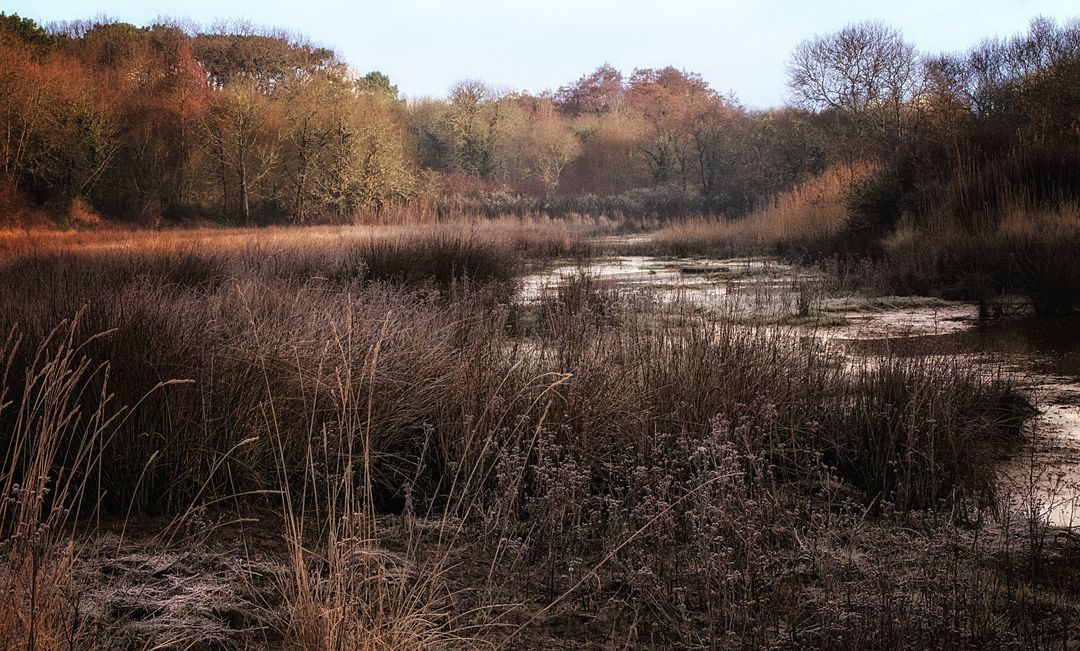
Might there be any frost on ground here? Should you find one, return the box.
[75,532,285,648]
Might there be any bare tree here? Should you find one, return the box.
[787,22,921,142]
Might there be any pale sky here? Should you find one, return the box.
[4,0,1078,108]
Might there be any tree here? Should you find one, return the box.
[280,71,340,222]
[687,98,743,210]
[445,80,501,178]
[561,110,648,195]
[530,106,580,197]
[357,70,398,100]
[787,22,922,144]
[0,36,117,212]
[405,98,454,171]
[918,55,975,139]
[203,80,282,224]
[554,64,624,116]
[194,26,341,94]
[0,43,58,195]
[314,93,415,220]
[146,25,212,212]
[496,98,580,196]
[0,12,59,52]
[84,23,212,221]
[627,67,714,188]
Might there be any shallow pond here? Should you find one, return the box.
[524,255,1080,527]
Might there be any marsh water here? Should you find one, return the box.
[524,255,1080,527]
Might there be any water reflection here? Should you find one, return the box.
[839,316,1080,382]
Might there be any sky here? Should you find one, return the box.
[4,0,1079,108]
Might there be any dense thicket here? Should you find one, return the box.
[0,13,1078,232]
[787,19,1080,312]
[807,18,1080,247]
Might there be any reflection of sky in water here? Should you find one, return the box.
[521,255,820,318]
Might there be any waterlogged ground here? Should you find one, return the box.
[523,254,1080,527]
[522,255,823,321]
[13,246,1074,647]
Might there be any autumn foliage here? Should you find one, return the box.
[0,13,841,226]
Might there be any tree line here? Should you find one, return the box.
[0,13,1078,226]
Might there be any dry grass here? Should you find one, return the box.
[0,317,183,648]
[0,214,612,262]
[0,227,1073,648]
[0,321,103,649]
[644,164,875,257]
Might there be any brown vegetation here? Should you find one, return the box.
[1,9,1079,649]
[0,228,1074,648]
[644,163,874,257]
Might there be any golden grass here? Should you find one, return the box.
[0,214,613,261]
[646,163,876,256]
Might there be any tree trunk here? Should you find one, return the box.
[216,138,229,217]
[238,129,250,226]
[294,148,308,224]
